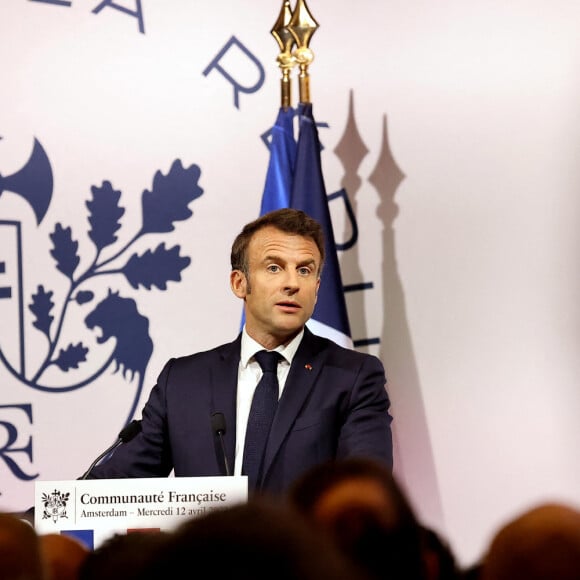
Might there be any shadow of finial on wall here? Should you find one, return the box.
[333,90,371,346]
[333,92,444,526]
[370,110,443,525]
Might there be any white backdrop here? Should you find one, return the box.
[1,0,579,567]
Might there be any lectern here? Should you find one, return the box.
[34,476,248,549]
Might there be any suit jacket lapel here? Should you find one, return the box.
[211,334,241,474]
[262,329,327,478]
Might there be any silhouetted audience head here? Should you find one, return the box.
[420,525,461,579]
[40,532,89,580]
[0,512,45,580]
[288,457,429,580]
[480,502,580,580]
[140,496,367,580]
[79,530,170,580]
[459,563,482,579]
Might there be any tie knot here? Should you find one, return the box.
[254,350,281,373]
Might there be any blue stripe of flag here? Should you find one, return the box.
[260,107,296,214]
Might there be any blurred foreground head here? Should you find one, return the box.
[39,533,89,580]
[79,530,169,580]
[140,496,367,580]
[481,502,580,580]
[0,512,45,580]
[288,457,428,580]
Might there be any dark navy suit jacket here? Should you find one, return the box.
[88,327,393,494]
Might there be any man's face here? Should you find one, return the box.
[230,225,321,348]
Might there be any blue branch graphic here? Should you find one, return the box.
[4,159,203,427]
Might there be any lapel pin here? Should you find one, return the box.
[305,364,313,371]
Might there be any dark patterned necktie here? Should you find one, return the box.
[242,350,282,490]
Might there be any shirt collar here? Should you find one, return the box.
[240,326,304,368]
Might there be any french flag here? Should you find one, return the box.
[258,103,353,348]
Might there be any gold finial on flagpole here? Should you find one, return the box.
[271,0,296,110]
[287,0,319,104]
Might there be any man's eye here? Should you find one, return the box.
[267,265,280,273]
[298,267,312,276]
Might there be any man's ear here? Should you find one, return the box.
[230,270,247,299]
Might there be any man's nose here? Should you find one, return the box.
[283,270,300,292]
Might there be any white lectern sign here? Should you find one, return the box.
[35,476,248,549]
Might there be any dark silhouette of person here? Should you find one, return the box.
[288,456,429,580]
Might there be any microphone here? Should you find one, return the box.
[211,412,231,476]
[79,419,142,480]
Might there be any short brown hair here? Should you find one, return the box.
[230,208,325,276]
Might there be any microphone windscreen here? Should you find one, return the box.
[118,420,142,443]
[211,412,227,435]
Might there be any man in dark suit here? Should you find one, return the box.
[86,208,393,494]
